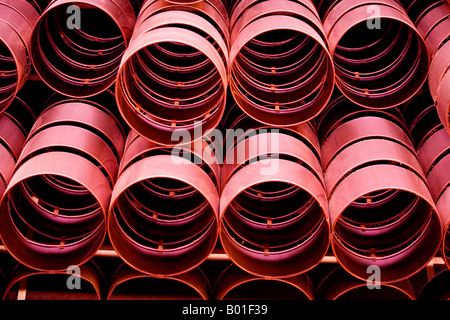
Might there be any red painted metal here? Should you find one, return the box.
[402,89,450,271]
[229,0,335,126]
[318,93,442,283]
[316,0,429,109]
[108,129,220,276]
[316,266,416,300]
[418,269,450,300]
[115,0,228,145]
[0,0,39,114]
[30,0,136,97]
[219,104,330,278]
[0,96,36,199]
[0,95,125,271]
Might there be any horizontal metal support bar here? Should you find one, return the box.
[0,244,445,266]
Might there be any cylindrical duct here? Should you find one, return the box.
[108,130,220,276]
[0,0,39,113]
[402,89,450,271]
[3,262,104,300]
[401,0,450,58]
[0,95,126,271]
[30,0,136,97]
[0,96,36,199]
[401,0,450,134]
[214,263,314,300]
[219,104,330,278]
[316,266,416,300]
[107,263,210,300]
[115,0,228,145]
[429,41,450,135]
[315,0,429,109]
[229,0,335,126]
[317,93,442,283]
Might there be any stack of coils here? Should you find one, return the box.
[108,129,220,276]
[0,97,36,199]
[316,266,416,300]
[315,0,429,108]
[402,0,450,135]
[30,0,136,97]
[401,89,450,271]
[107,264,210,300]
[228,0,335,126]
[0,0,39,113]
[317,93,442,283]
[0,94,126,271]
[219,103,330,278]
[214,264,314,300]
[115,0,229,145]
[401,0,450,58]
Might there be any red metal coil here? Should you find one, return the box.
[316,266,416,300]
[2,261,104,300]
[107,263,210,300]
[402,0,450,59]
[30,0,136,97]
[219,104,330,278]
[429,40,450,135]
[0,96,36,199]
[108,130,220,276]
[115,0,228,145]
[214,263,314,300]
[316,0,429,109]
[229,0,335,126]
[402,0,450,134]
[402,89,450,271]
[0,0,39,114]
[0,96,126,271]
[318,93,442,283]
